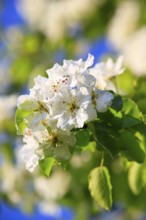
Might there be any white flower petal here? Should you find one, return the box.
[84,53,94,69]
[96,90,114,112]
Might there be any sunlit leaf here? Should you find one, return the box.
[39,157,56,176]
[128,162,143,195]
[54,145,72,161]
[116,69,135,95]
[120,131,145,163]
[122,99,142,128]
[11,56,33,85]
[82,141,96,152]
[88,166,112,210]
[88,121,120,157]
[15,108,32,135]
[19,99,38,112]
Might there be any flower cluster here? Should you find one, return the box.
[108,1,146,76]
[17,54,123,172]
[18,0,100,42]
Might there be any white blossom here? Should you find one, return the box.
[45,53,95,92]
[0,163,17,193]
[124,28,146,75]
[108,1,140,49]
[50,88,96,130]
[89,56,124,90]
[20,127,76,171]
[94,90,114,112]
[18,0,100,42]
[0,95,17,122]
[34,170,71,200]
[20,128,49,172]
[17,54,116,172]
[35,170,71,215]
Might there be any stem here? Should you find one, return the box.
[114,76,119,93]
[100,152,104,168]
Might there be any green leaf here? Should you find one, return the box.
[110,93,123,112]
[134,123,146,149]
[98,107,123,129]
[98,98,143,130]
[54,145,71,161]
[128,162,143,195]
[23,34,41,54]
[122,115,141,128]
[75,130,90,146]
[116,69,135,95]
[88,121,120,157]
[82,141,96,152]
[15,108,32,135]
[120,130,145,163]
[141,166,146,185]
[19,99,38,112]
[137,98,146,114]
[122,99,142,128]
[11,56,33,85]
[39,157,56,176]
[88,166,112,210]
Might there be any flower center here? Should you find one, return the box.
[52,76,69,92]
[24,128,32,137]
[37,101,49,113]
[49,132,63,148]
[67,100,79,115]
[91,90,98,106]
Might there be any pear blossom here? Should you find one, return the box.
[50,88,96,130]
[20,127,76,171]
[18,0,100,42]
[19,128,48,172]
[0,95,17,123]
[34,170,71,215]
[62,53,94,74]
[89,56,124,90]
[16,54,116,172]
[34,170,71,200]
[108,1,140,49]
[124,28,146,75]
[40,128,76,161]
[45,53,95,92]
[93,90,114,112]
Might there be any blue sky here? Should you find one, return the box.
[0,0,24,28]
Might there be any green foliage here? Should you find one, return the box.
[4,0,146,218]
[18,100,38,112]
[82,141,97,152]
[15,85,146,212]
[15,108,32,135]
[54,145,72,161]
[88,120,120,157]
[128,162,143,195]
[22,34,42,55]
[75,129,90,147]
[11,56,34,85]
[110,93,123,112]
[122,98,142,128]
[88,166,112,210]
[39,157,56,176]
[119,131,145,163]
[116,69,136,96]
[88,97,146,163]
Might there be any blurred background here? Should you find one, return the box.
[1,0,146,219]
